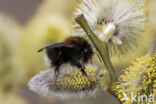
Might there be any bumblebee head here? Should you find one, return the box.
[64,36,93,62]
[81,42,93,62]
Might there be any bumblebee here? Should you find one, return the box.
[38,36,93,82]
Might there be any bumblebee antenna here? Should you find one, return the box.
[95,52,103,63]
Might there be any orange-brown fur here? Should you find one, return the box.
[64,37,86,50]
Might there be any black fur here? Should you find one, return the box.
[38,37,93,81]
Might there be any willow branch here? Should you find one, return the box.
[75,14,117,82]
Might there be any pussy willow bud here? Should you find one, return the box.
[72,0,148,57]
[115,51,156,103]
[28,64,107,99]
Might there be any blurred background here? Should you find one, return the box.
[0,0,155,104]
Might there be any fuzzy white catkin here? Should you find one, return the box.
[28,64,100,99]
[73,0,146,37]
[72,0,147,56]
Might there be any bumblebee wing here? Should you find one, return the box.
[37,43,74,52]
[50,43,74,48]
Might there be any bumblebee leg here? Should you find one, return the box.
[80,67,88,77]
[82,62,86,71]
[54,66,60,83]
[70,60,88,77]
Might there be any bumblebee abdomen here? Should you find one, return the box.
[46,45,80,67]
